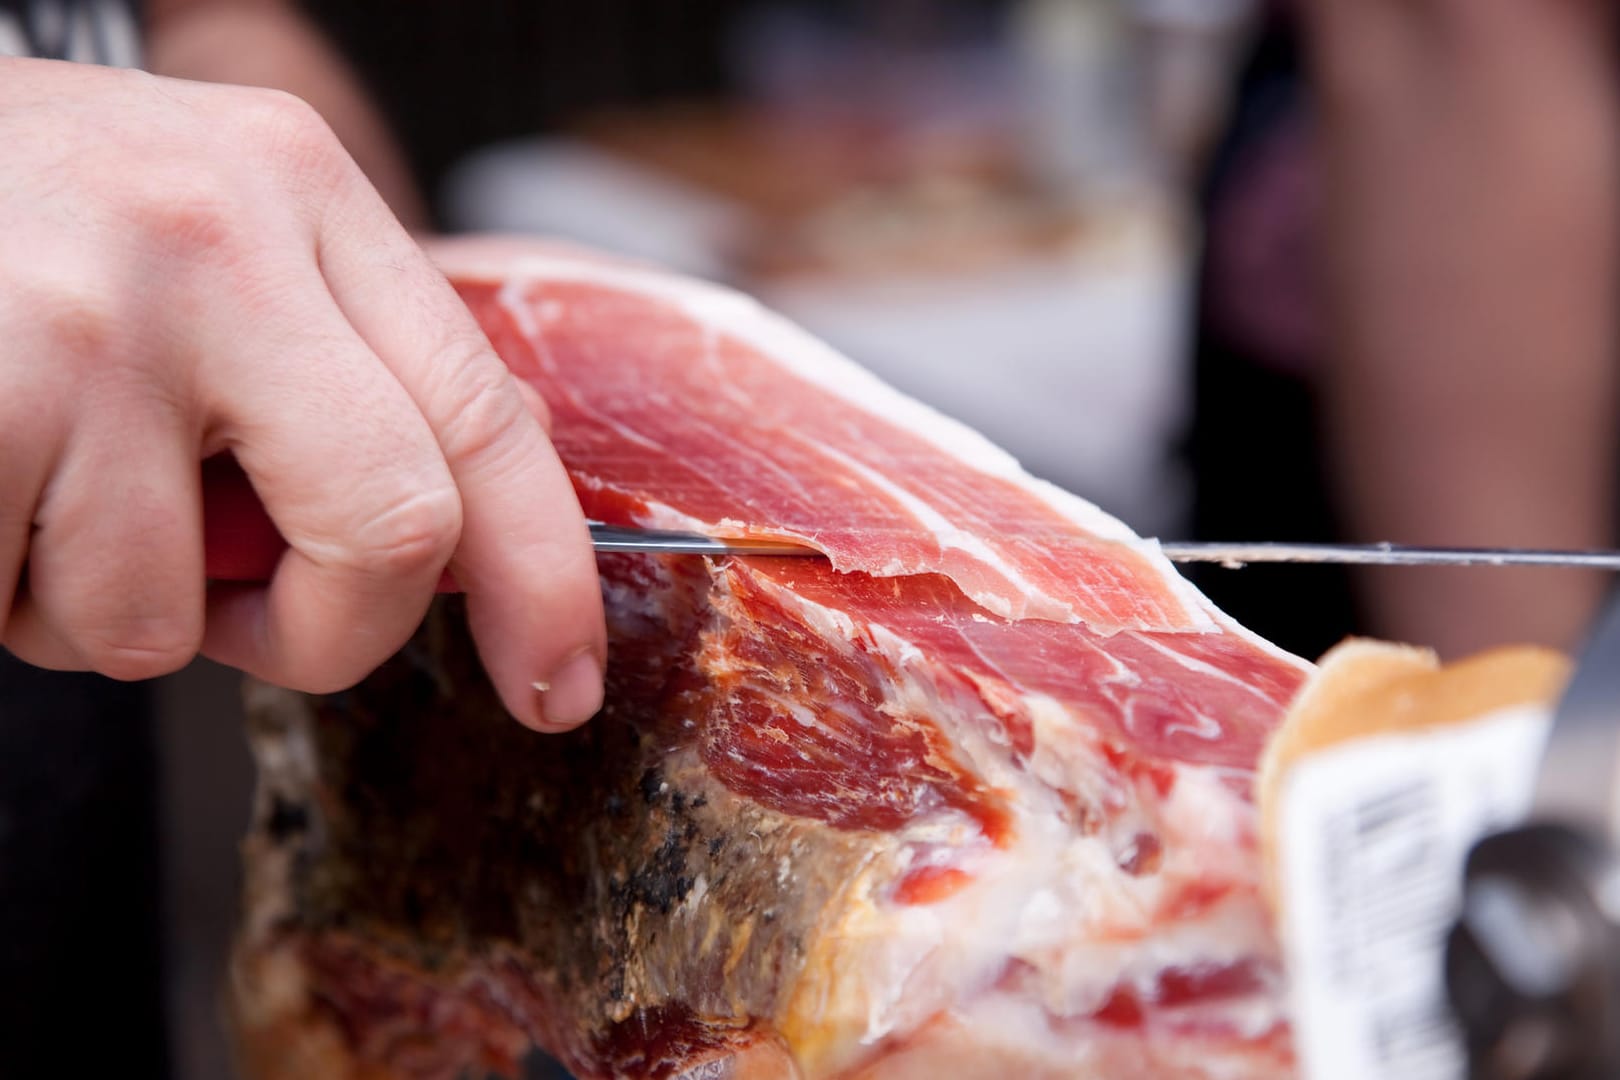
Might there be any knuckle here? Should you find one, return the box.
[232,88,347,186]
[132,174,239,263]
[349,484,463,581]
[432,347,534,469]
[75,613,201,681]
[33,280,119,359]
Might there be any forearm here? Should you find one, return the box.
[144,0,426,229]
[1301,0,1619,655]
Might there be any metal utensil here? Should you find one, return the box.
[588,534,1620,568]
[1158,541,1620,571]
[1445,592,1620,1080]
[587,523,818,557]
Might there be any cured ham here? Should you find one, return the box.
[457,240,1211,633]
[231,238,1311,1079]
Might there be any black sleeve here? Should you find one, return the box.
[0,652,169,1078]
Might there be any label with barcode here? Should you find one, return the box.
[1279,704,1551,1080]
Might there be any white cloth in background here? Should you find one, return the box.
[444,137,1193,536]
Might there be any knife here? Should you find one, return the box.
[206,513,1620,586]
[1156,541,1620,571]
[585,523,820,557]
[200,490,817,588]
[570,535,1620,569]
[200,458,1620,582]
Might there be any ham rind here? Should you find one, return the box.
[230,238,1311,1080]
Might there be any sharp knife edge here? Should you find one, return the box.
[1156,541,1620,571]
[589,526,1620,570]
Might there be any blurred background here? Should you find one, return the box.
[11,0,1612,1077]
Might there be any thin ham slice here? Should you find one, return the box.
[230,237,1310,1080]
[445,237,1213,633]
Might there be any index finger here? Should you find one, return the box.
[315,198,605,731]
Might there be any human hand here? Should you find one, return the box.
[0,58,606,729]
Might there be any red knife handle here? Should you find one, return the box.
[202,456,462,593]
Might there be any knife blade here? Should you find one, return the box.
[1156,541,1620,571]
[590,536,1620,568]
[590,535,1620,568]
[586,523,819,557]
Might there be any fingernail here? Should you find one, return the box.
[534,650,603,729]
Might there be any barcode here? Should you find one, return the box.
[1283,706,1549,1080]
[1372,1000,1463,1072]
[1317,778,1461,1075]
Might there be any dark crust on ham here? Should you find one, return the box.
[236,584,862,1080]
